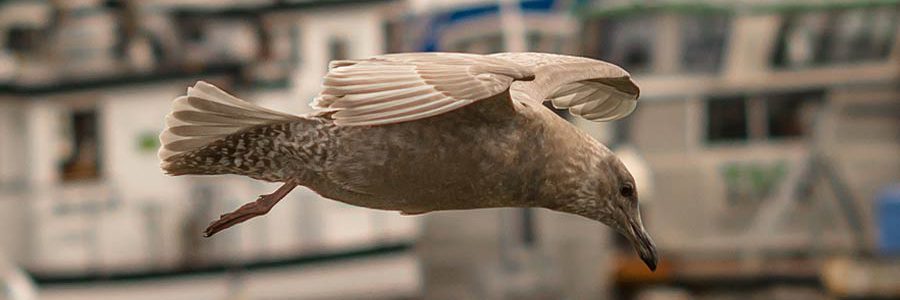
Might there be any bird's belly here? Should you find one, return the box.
[331,131,526,211]
[323,99,542,212]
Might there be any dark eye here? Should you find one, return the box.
[620,183,635,197]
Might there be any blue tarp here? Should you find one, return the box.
[418,0,558,51]
[877,184,900,255]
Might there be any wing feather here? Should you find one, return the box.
[312,52,639,125]
[490,52,640,122]
[313,52,534,126]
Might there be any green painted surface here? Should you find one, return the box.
[138,131,160,153]
[720,160,788,205]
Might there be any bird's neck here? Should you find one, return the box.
[534,119,612,210]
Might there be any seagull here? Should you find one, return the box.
[158,52,658,270]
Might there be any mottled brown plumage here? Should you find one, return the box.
[159,52,658,270]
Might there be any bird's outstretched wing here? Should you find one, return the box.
[490,52,640,122]
[311,52,534,126]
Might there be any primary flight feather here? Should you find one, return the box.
[159,52,658,271]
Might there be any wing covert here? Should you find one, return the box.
[312,52,534,126]
[490,52,640,122]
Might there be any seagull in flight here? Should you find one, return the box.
[158,52,658,270]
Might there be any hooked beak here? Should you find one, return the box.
[628,222,658,271]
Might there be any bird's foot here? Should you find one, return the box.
[204,181,298,237]
[204,199,269,237]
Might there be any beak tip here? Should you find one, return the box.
[641,255,658,272]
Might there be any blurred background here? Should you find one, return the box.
[0,0,897,299]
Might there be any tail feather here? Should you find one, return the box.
[158,81,300,173]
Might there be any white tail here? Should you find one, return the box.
[158,81,299,165]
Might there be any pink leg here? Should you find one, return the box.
[204,181,298,237]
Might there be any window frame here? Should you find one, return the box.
[704,94,751,144]
[677,12,732,74]
[770,7,899,69]
[583,13,660,74]
[703,89,826,146]
[58,103,103,183]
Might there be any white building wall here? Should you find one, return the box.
[10,78,418,274]
[0,100,29,263]
[99,83,196,270]
[293,6,387,110]
[101,83,188,204]
[723,14,781,83]
[24,99,59,186]
[0,100,26,184]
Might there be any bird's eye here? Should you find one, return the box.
[620,183,634,197]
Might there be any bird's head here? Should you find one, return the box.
[546,153,658,271]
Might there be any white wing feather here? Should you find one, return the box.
[312,53,534,126]
[311,52,639,125]
[490,52,640,122]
